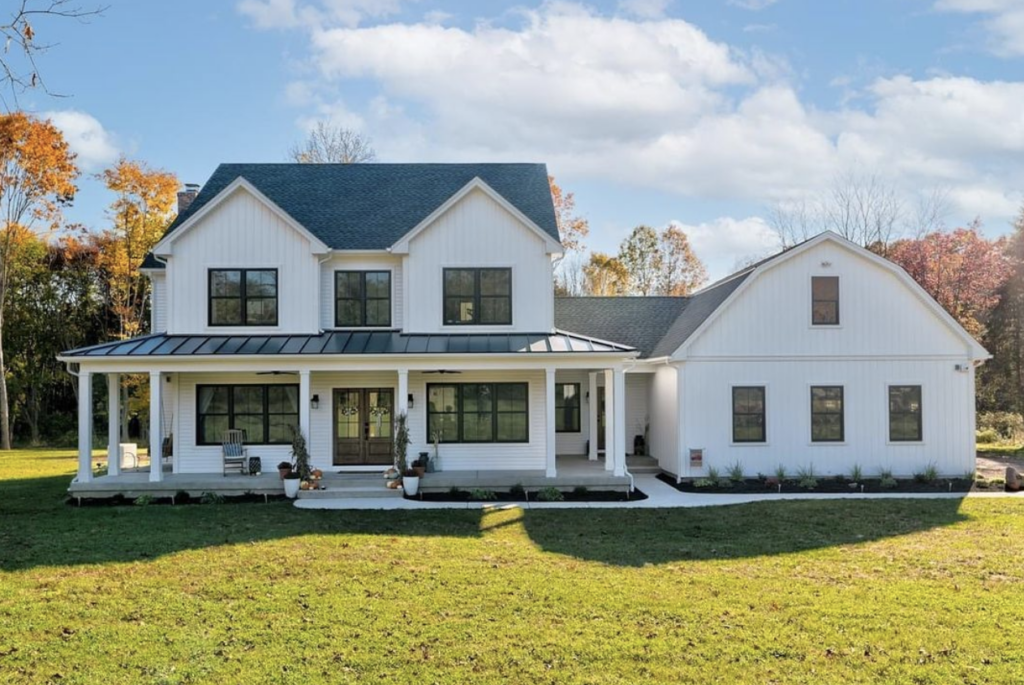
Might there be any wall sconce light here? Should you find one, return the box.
[586,391,590,402]
[408,393,414,409]
[311,394,320,410]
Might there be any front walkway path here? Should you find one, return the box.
[293,475,1024,510]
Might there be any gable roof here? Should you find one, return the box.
[554,273,751,359]
[142,163,558,268]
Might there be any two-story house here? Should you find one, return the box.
[61,162,987,496]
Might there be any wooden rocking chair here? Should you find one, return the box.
[222,429,248,475]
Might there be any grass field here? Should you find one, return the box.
[2,449,1023,684]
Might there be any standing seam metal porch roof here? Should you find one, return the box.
[61,331,635,358]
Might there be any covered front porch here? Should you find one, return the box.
[62,331,646,497]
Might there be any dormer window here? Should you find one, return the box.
[336,271,391,327]
[209,269,278,327]
[443,268,512,325]
[811,276,839,326]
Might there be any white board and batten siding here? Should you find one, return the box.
[165,188,321,335]
[319,255,404,331]
[403,187,555,334]
[150,272,168,333]
[674,240,978,479]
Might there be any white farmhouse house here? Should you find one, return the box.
[61,163,987,495]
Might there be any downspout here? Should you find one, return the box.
[316,253,332,333]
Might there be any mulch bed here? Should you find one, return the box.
[410,488,648,503]
[658,473,974,495]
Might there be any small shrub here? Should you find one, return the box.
[976,428,1000,444]
[470,488,498,501]
[878,468,898,489]
[448,487,469,500]
[914,462,939,484]
[174,490,191,505]
[572,485,590,498]
[693,478,714,488]
[727,461,744,483]
[510,483,527,499]
[536,487,564,502]
[200,492,225,505]
[796,464,817,489]
[774,464,787,482]
[707,466,720,484]
[133,495,154,507]
[850,464,863,482]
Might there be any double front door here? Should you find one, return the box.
[333,388,394,466]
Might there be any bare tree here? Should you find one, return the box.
[0,0,106,109]
[767,171,951,254]
[289,121,377,164]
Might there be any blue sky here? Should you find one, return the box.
[22,0,1024,277]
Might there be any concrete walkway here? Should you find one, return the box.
[293,475,1024,510]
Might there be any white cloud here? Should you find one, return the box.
[672,216,781,280]
[237,0,407,29]
[618,0,671,19]
[43,110,119,171]
[729,0,779,10]
[935,0,1024,56]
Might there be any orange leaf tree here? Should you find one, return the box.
[0,111,78,448]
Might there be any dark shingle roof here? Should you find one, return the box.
[61,330,634,358]
[554,273,752,359]
[145,163,557,267]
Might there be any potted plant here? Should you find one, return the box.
[411,456,427,477]
[277,461,293,479]
[290,427,312,482]
[392,412,419,495]
[283,471,301,498]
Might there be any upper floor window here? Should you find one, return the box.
[443,268,512,325]
[732,386,766,443]
[810,385,844,442]
[555,383,581,433]
[336,271,391,327]
[811,276,840,326]
[209,269,278,327]
[889,385,923,442]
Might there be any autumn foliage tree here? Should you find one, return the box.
[658,224,707,296]
[583,252,629,296]
[980,213,1024,415]
[0,112,77,449]
[886,224,1010,339]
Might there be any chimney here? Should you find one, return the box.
[177,183,200,214]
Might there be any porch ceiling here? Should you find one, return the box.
[61,330,635,359]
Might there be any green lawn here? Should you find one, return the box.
[1,450,1023,684]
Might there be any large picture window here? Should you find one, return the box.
[732,386,766,443]
[811,276,840,326]
[889,385,923,442]
[209,269,278,326]
[335,271,391,327]
[197,384,299,445]
[443,268,512,325]
[810,385,844,442]
[555,383,581,433]
[427,382,528,443]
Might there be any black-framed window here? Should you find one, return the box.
[889,385,923,442]
[209,269,278,326]
[335,271,391,327]
[812,276,840,326]
[426,382,528,443]
[197,384,298,445]
[732,386,766,443]
[555,383,581,433]
[443,268,512,325]
[810,386,844,442]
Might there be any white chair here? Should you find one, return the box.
[222,429,248,475]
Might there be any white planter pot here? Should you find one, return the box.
[283,478,301,498]
[403,476,420,497]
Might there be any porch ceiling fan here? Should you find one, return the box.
[256,371,298,375]
[422,369,462,374]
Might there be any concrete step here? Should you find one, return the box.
[297,485,404,499]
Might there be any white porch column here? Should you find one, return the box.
[149,371,163,482]
[603,369,614,472]
[612,367,627,477]
[299,370,311,444]
[587,372,598,461]
[396,368,409,415]
[545,367,557,478]
[77,370,93,483]
[106,373,121,477]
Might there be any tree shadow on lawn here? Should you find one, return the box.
[521,498,970,567]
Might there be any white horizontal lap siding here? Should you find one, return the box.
[319,255,404,330]
[650,366,679,473]
[167,189,320,335]
[404,188,554,333]
[408,369,545,471]
[151,273,167,333]
[175,372,299,474]
[681,359,974,478]
[686,242,969,359]
[308,371,400,472]
[552,371,650,457]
